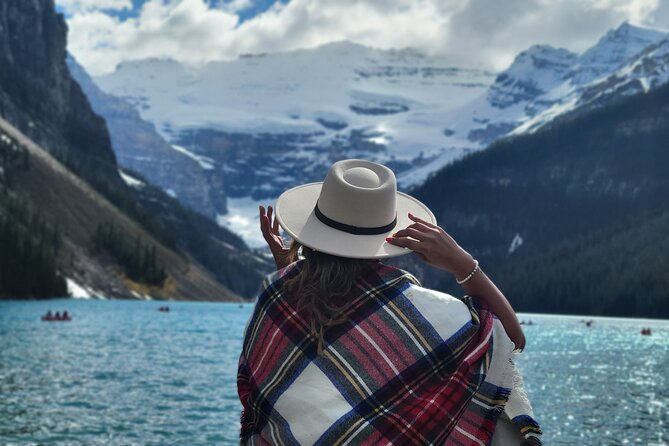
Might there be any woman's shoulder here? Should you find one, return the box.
[402,283,473,336]
[403,283,465,305]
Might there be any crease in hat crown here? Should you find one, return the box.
[317,159,397,229]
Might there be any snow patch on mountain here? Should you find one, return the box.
[412,22,669,179]
[171,144,215,170]
[508,234,524,254]
[67,277,105,299]
[118,169,145,188]
[487,45,578,109]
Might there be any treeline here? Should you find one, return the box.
[71,157,268,297]
[131,175,270,297]
[88,174,177,250]
[0,130,67,299]
[0,187,67,298]
[427,206,669,318]
[93,221,166,286]
[491,206,669,317]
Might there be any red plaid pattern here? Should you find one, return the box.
[238,260,538,445]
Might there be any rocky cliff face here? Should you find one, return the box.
[0,0,269,299]
[0,0,121,185]
[67,56,227,218]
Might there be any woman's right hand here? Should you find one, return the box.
[386,213,476,279]
[259,205,291,270]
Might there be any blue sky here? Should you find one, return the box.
[57,0,285,22]
[56,0,669,77]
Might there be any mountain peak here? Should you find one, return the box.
[487,44,577,108]
[499,44,578,80]
[574,22,668,84]
[609,21,665,41]
[519,44,578,64]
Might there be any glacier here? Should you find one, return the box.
[85,23,669,247]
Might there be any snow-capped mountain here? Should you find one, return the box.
[574,35,669,111]
[91,22,669,246]
[573,21,667,85]
[407,22,668,180]
[97,42,493,162]
[508,22,668,135]
[94,42,495,242]
[438,22,666,143]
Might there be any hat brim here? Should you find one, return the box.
[275,183,437,259]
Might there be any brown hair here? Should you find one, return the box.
[283,241,372,354]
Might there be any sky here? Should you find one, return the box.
[56,0,669,76]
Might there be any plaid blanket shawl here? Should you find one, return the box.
[238,260,541,445]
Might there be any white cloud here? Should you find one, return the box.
[66,0,239,75]
[58,0,132,14]
[219,0,253,13]
[648,0,669,29]
[61,0,669,76]
[212,0,454,60]
[441,0,658,70]
[592,0,660,23]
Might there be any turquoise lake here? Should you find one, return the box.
[0,299,667,445]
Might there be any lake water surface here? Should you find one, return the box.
[0,299,667,445]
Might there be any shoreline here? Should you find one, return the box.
[1,299,668,321]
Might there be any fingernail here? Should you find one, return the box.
[385,237,393,242]
[408,212,414,218]
[391,232,398,237]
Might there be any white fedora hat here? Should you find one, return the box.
[274,159,436,259]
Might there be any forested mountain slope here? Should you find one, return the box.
[0,0,269,299]
[0,117,232,300]
[411,81,669,317]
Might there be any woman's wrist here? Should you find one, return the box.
[449,251,476,279]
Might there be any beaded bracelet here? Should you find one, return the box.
[456,259,480,285]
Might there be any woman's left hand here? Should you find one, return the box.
[387,212,526,350]
[259,205,291,270]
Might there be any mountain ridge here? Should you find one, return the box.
[88,22,669,247]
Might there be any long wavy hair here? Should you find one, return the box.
[283,241,372,354]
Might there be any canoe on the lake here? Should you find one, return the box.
[41,316,71,322]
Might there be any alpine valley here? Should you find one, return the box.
[2,0,667,316]
[84,22,669,251]
[76,19,669,317]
